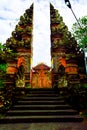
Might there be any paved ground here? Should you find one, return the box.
[0,122,87,130]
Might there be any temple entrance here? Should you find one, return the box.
[31,63,52,88]
[5,3,84,90]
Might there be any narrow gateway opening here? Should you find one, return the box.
[32,1,51,67]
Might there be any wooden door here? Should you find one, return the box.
[31,70,52,88]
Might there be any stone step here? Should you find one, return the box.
[7,109,78,116]
[16,88,55,94]
[1,115,83,123]
[26,93,58,97]
[27,90,55,94]
[25,88,54,92]
[0,88,83,124]
[17,100,65,105]
[11,104,72,110]
[16,96,64,101]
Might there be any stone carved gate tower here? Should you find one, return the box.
[6,4,33,87]
[50,3,80,88]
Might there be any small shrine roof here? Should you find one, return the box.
[33,63,51,70]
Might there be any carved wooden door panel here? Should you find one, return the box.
[31,70,52,88]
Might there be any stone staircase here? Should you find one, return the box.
[0,88,83,123]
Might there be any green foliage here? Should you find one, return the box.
[0,80,5,88]
[0,42,17,61]
[0,64,7,73]
[83,83,87,88]
[0,63,7,88]
[72,16,87,49]
[82,113,87,117]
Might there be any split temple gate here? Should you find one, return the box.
[5,3,86,89]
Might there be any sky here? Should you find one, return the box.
[0,0,87,67]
